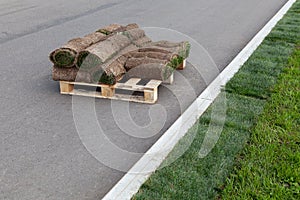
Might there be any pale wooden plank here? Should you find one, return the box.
[145,80,162,89]
[69,90,155,104]
[124,78,141,86]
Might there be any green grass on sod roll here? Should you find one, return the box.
[163,43,191,80]
[133,1,300,199]
[97,29,111,35]
[76,51,102,70]
[92,70,116,85]
[53,50,76,68]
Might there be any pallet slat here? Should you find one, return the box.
[146,80,162,88]
[124,78,141,86]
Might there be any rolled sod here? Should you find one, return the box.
[76,28,146,70]
[92,70,117,85]
[89,45,138,85]
[52,66,78,81]
[97,23,138,35]
[125,57,179,82]
[52,66,93,82]
[125,57,168,70]
[49,32,107,68]
[97,24,123,35]
[50,49,77,68]
[126,63,174,83]
[133,36,152,47]
[50,23,191,85]
[50,23,137,68]
[143,41,191,61]
[123,41,191,81]
[76,34,131,70]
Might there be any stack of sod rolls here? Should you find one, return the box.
[51,24,190,85]
[125,41,190,81]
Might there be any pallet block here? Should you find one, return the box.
[177,59,186,70]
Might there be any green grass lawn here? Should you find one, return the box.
[133,1,300,199]
[221,44,300,200]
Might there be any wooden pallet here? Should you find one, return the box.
[59,78,162,104]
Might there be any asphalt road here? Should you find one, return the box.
[0,0,287,199]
